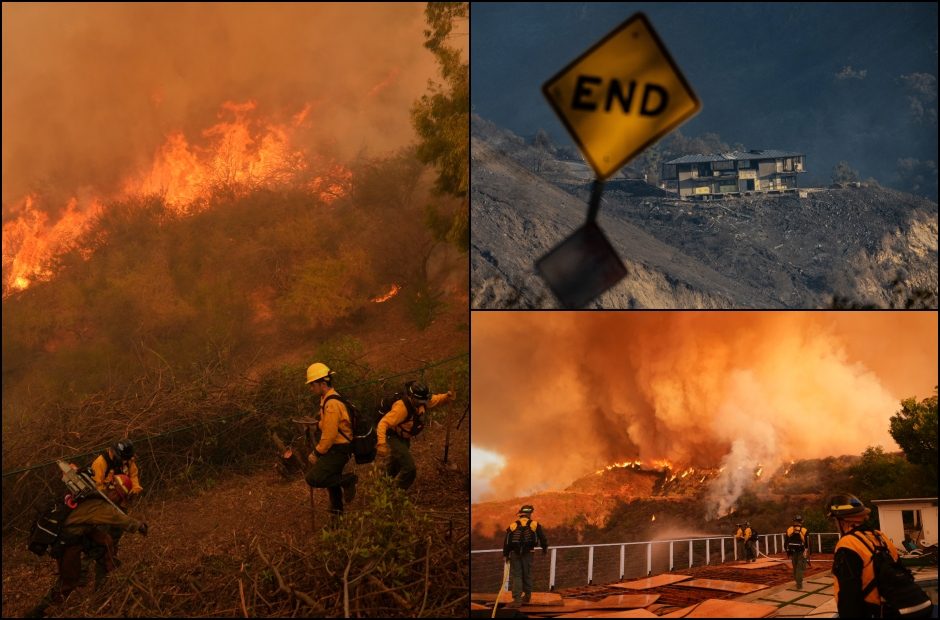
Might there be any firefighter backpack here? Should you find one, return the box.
[27,498,73,556]
[852,531,931,617]
[378,392,427,438]
[505,519,539,554]
[787,526,807,555]
[324,395,377,465]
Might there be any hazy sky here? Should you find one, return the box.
[472,2,938,195]
[471,311,938,503]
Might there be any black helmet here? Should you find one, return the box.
[405,381,430,402]
[519,504,534,515]
[793,515,803,523]
[826,493,870,518]
[114,440,135,461]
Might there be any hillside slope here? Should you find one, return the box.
[2,403,469,618]
[471,115,938,308]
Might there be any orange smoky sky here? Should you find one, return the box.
[471,312,938,506]
[1,2,440,209]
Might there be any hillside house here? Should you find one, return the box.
[661,150,806,198]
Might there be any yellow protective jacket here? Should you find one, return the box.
[61,498,142,539]
[743,527,754,541]
[92,449,142,494]
[313,388,353,456]
[735,527,744,540]
[832,527,901,617]
[377,392,452,445]
[503,516,549,556]
[786,525,809,550]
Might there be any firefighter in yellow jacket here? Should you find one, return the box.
[827,493,932,618]
[734,523,745,559]
[303,362,357,515]
[376,381,454,490]
[742,521,757,562]
[91,440,142,496]
[503,504,548,607]
[785,515,810,588]
[89,440,142,559]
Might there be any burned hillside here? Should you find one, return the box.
[471,115,938,309]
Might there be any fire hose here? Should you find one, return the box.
[491,559,510,618]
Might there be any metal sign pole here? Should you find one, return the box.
[586,180,605,222]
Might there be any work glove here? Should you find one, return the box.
[446,390,456,402]
[307,452,318,465]
[138,522,149,536]
[376,443,390,458]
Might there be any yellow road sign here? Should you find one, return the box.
[543,13,701,180]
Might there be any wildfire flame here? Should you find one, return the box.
[755,466,764,478]
[651,514,656,522]
[371,283,401,303]
[2,195,104,296]
[126,100,351,211]
[2,101,352,296]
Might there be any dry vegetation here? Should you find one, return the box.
[2,354,469,618]
[2,148,469,617]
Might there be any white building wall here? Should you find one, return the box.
[875,502,939,546]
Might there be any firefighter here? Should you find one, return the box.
[502,504,548,608]
[743,521,757,562]
[375,381,454,490]
[734,523,745,559]
[89,440,142,559]
[785,515,810,588]
[27,475,148,618]
[827,493,932,618]
[303,362,357,515]
[91,440,143,495]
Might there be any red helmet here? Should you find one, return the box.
[111,474,133,502]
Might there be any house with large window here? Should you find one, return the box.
[660,150,806,198]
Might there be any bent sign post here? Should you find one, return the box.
[537,13,700,307]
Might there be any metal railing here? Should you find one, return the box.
[471,532,841,592]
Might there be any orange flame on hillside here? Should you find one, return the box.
[126,100,351,211]
[2,101,352,297]
[2,195,104,296]
[371,283,401,303]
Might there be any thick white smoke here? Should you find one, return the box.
[472,312,938,508]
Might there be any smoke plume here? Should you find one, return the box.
[471,312,938,510]
[2,3,437,208]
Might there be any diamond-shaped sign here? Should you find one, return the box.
[543,13,700,180]
[535,221,628,308]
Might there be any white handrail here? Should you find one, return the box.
[472,532,842,591]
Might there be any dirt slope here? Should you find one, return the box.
[472,115,938,308]
[2,410,469,618]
